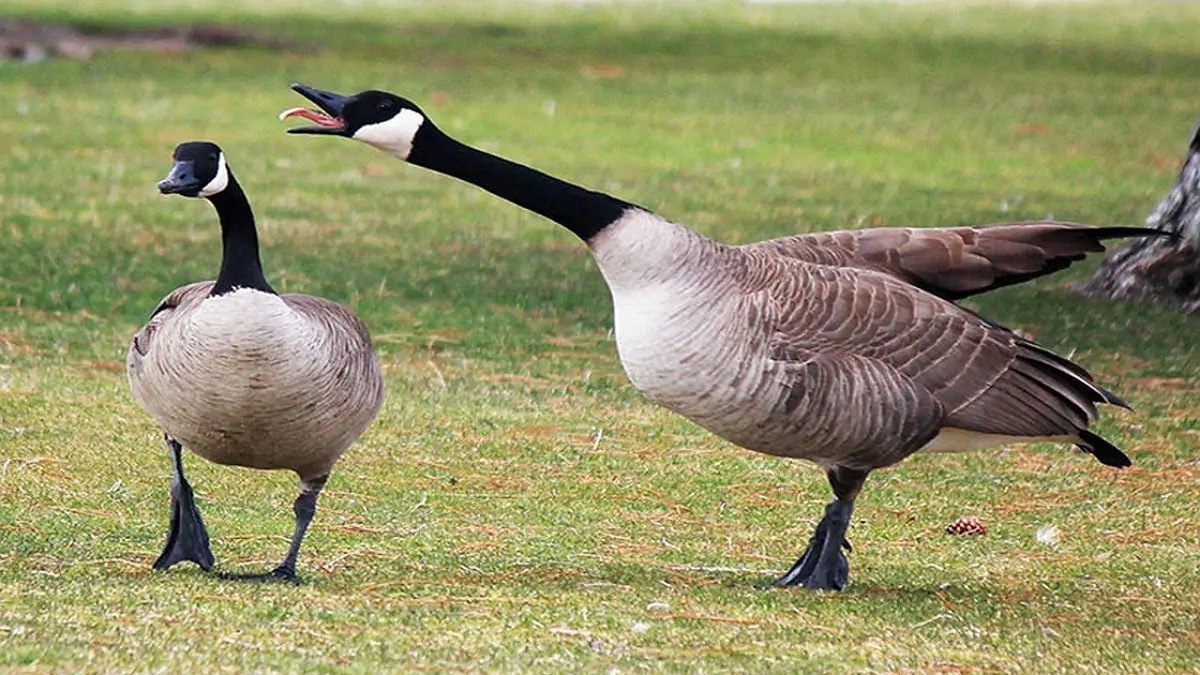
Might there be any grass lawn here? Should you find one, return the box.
[1,0,1199,671]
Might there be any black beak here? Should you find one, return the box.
[292,83,350,116]
[282,83,352,135]
[158,161,202,196]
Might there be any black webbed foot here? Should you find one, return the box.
[771,505,851,590]
[772,542,849,590]
[154,437,215,572]
[770,467,867,591]
[153,477,216,571]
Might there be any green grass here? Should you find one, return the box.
[2,0,1199,671]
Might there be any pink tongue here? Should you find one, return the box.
[278,107,342,127]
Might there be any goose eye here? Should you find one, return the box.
[378,100,394,112]
[208,153,218,162]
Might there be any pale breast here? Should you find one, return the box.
[129,289,381,477]
[611,280,794,450]
[593,212,797,455]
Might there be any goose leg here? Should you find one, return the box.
[153,435,215,572]
[772,467,868,591]
[222,475,328,584]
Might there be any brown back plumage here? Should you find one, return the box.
[745,221,1159,300]
[593,212,1142,472]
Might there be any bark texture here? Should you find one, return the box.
[1083,121,1200,312]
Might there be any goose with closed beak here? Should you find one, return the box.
[282,85,1154,590]
[128,141,384,582]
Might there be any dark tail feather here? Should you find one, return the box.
[1077,429,1132,468]
[1088,226,1175,242]
[1097,386,1132,411]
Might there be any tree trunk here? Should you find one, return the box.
[1083,121,1200,313]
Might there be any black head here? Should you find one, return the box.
[158,141,229,198]
[282,84,429,159]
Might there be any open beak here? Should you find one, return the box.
[157,161,202,196]
[279,83,352,135]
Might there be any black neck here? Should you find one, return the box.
[208,173,275,296]
[407,123,635,242]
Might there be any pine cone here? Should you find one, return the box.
[945,515,987,536]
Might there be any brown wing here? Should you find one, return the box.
[744,221,1158,300]
[279,293,384,419]
[764,262,1127,465]
[129,281,215,358]
[771,350,945,470]
[279,293,377,353]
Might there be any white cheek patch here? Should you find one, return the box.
[198,153,229,197]
[352,108,425,160]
